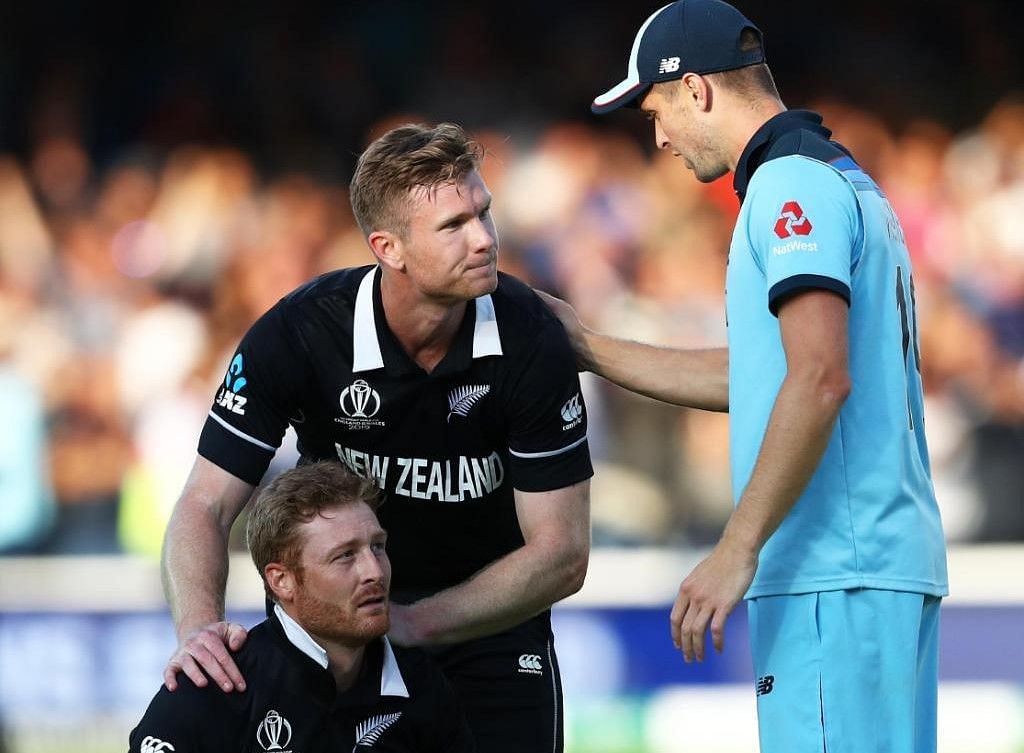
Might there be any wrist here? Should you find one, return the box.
[720,512,763,559]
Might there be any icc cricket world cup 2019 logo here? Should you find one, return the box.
[257,710,292,751]
[340,379,381,418]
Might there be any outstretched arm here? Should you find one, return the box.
[387,479,590,645]
[535,290,729,412]
[161,455,255,692]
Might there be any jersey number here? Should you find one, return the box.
[895,265,921,430]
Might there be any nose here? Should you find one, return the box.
[357,548,387,584]
[654,120,671,151]
[471,215,498,253]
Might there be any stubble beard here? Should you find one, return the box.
[292,588,390,648]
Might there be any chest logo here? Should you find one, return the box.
[257,709,292,751]
[773,200,813,239]
[447,384,491,422]
[354,712,402,750]
[340,379,381,418]
[336,380,386,430]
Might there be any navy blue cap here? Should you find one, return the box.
[592,0,765,114]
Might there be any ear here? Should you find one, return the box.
[680,72,711,112]
[265,563,297,604]
[367,230,405,272]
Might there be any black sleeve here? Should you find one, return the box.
[127,681,238,753]
[504,320,593,493]
[197,302,307,485]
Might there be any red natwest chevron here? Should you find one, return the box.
[773,200,813,238]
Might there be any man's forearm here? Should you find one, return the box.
[398,536,587,645]
[723,367,849,555]
[584,334,729,412]
[161,502,233,639]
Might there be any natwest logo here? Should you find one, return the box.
[773,201,813,239]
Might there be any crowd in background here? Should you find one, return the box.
[1,93,1023,557]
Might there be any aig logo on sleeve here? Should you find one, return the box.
[335,379,386,430]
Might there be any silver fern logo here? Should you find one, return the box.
[447,384,490,422]
[353,712,402,751]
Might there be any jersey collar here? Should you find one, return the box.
[352,265,503,374]
[732,110,831,202]
[274,603,410,698]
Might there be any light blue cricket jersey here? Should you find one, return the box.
[726,111,948,598]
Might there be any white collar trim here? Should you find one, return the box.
[352,267,385,373]
[275,603,329,669]
[351,266,503,372]
[274,603,409,698]
[472,294,503,357]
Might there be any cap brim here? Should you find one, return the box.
[591,79,652,114]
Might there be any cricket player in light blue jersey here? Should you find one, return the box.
[541,1,948,750]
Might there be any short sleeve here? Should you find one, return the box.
[745,156,862,316]
[197,303,306,485]
[504,320,593,493]
[127,682,235,753]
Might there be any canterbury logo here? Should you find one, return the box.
[756,675,775,696]
[140,737,175,753]
[560,394,583,422]
[447,384,490,422]
[353,712,402,750]
[518,653,543,671]
[256,709,292,750]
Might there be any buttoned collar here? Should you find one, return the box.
[351,266,503,374]
[732,110,832,202]
[274,603,409,698]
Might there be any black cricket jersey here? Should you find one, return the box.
[128,607,474,753]
[199,265,593,596]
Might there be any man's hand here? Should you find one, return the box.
[533,290,596,373]
[164,621,249,692]
[670,540,757,662]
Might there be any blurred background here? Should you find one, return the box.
[0,1,1022,751]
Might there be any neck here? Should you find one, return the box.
[323,640,367,692]
[725,98,787,173]
[379,272,466,372]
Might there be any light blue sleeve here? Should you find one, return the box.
[743,156,862,315]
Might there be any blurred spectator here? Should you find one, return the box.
[0,94,1022,554]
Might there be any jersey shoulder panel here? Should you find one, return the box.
[281,265,373,306]
[491,273,566,353]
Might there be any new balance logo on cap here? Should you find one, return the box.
[659,56,681,73]
[756,675,775,696]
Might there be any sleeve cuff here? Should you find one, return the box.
[198,416,275,486]
[768,274,851,317]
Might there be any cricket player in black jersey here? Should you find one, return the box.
[161,123,593,753]
[131,461,474,753]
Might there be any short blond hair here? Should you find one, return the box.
[349,122,484,237]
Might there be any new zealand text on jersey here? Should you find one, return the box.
[336,445,506,502]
